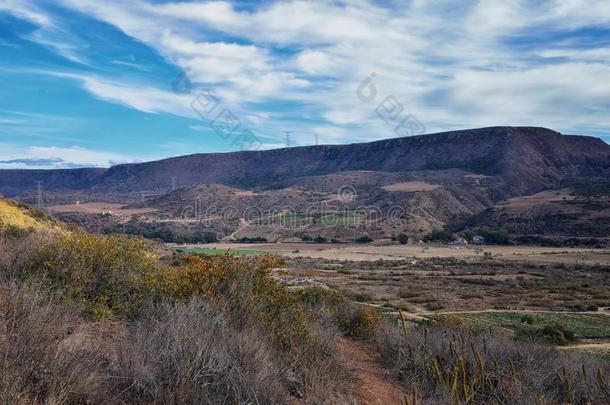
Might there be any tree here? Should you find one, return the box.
[355,235,374,243]
[397,233,408,245]
[422,229,455,243]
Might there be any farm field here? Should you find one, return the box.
[437,311,610,339]
[177,247,266,257]
[175,242,610,266]
[174,242,610,357]
[252,212,364,227]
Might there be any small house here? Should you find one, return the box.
[472,235,486,245]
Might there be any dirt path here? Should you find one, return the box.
[223,218,250,241]
[557,340,610,351]
[338,338,406,404]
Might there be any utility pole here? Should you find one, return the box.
[285,130,291,147]
[35,181,44,209]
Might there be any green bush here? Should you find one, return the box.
[423,229,456,243]
[477,229,511,245]
[516,322,578,345]
[234,236,267,243]
[355,235,374,243]
[336,305,381,339]
[397,233,409,244]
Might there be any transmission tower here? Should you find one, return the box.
[285,130,291,147]
[35,181,44,209]
[171,176,177,191]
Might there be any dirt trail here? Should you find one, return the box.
[223,218,250,241]
[338,338,406,404]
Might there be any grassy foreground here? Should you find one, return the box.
[0,224,379,403]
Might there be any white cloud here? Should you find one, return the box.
[44,0,610,144]
[0,143,134,168]
[80,75,195,116]
[0,0,51,26]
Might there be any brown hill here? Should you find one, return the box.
[2,126,608,242]
[2,127,608,198]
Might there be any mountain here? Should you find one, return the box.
[2,126,609,243]
[2,126,608,197]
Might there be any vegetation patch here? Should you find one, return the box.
[376,320,610,404]
[0,228,354,403]
[178,247,267,257]
[438,311,610,340]
[0,199,46,230]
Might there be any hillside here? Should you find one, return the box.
[2,127,608,197]
[0,198,55,230]
[2,126,609,242]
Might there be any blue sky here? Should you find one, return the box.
[0,0,609,168]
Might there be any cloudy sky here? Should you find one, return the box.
[1,0,609,168]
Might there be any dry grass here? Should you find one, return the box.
[112,300,288,403]
[288,257,610,312]
[0,228,353,404]
[0,283,111,404]
[376,319,610,404]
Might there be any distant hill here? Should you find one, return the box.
[2,126,609,242]
[2,127,608,197]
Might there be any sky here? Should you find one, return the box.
[0,0,609,169]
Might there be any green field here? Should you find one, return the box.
[257,213,312,227]
[438,311,610,339]
[178,247,267,257]
[253,212,363,228]
[318,213,363,227]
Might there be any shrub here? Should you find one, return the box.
[336,305,382,339]
[355,235,374,243]
[112,300,287,404]
[477,229,511,245]
[5,231,160,319]
[235,236,268,243]
[423,229,456,243]
[0,243,352,403]
[424,301,445,311]
[0,283,112,403]
[160,255,353,401]
[521,314,535,325]
[397,233,409,245]
[0,281,351,404]
[516,322,578,346]
[161,254,309,348]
